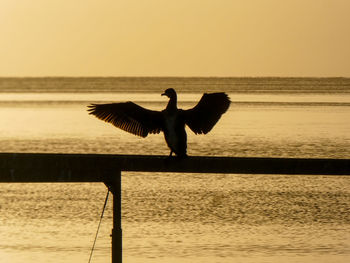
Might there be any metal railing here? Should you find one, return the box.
[1,153,349,263]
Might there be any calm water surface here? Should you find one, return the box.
[0,77,349,262]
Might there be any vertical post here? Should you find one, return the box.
[111,171,122,263]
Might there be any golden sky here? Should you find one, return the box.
[0,0,349,77]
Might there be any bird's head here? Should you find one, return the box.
[161,88,177,99]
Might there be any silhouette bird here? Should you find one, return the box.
[88,88,230,157]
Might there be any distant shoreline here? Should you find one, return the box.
[0,76,349,79]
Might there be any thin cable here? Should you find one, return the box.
[88,189,110,263]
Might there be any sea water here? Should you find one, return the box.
[0,77,349,262]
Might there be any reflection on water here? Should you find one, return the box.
[0,101,349,158]
[1,174,349,263]
[0,78,350,262]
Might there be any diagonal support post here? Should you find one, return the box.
[104,170,122,263]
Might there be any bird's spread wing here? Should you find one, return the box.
[87,102,163,137]
[183,93,230,134]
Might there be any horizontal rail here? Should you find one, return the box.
[0,153,349,182]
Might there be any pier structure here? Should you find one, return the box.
[1,153,349,263]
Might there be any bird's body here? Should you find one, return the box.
[88,88,230,157]
[162,106,187,157]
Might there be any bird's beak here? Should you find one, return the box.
[161,93,166,96]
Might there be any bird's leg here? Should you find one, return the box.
[165,150,174,161]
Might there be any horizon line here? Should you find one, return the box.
[0,75,349,79]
